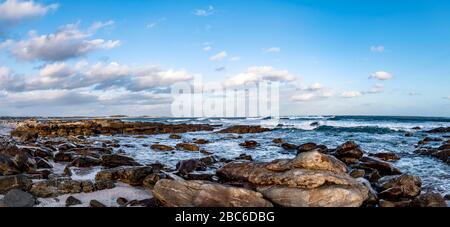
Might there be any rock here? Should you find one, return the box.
[101,154,140,168]
[153,180,273,207]
[29,181,58,198]
[335,141,364,160]
[272,138,284,144]
[240,141,259,149]
[11,130,38,143]
[377,174,422,199]
[95,166,154,186]
[169,134,182,139]
[297,143,317,153]
[142,173,166,187]
[90,200,106,208]
[176,143,200,152]
[349,169,366,178]
[379,199,412,207]
[411,192,447,207]
[357,156,402,176]
[236,154,253,161]
[94,180,115,191]
[70,156,102,168]
[0,154,20,175]
[258,184,368,207]
[369,152,400,161]
[0,175,32,193]
[281,143,298,150]
[427,127,450,133]
[404,133,414,137]
[36,158,53,169]
[412,127,421,130]
[117,197,128,206]
[193,139,209,144]
[66,196,82,207]
[218,125,272,134]
[265,150,348,174]
[54,151,77,162]
[3,189,35,207]
[150,144,174,152]
[176,157,216,175]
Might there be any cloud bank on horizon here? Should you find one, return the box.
[0,0,449,117]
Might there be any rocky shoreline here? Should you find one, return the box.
[0,119,448,207]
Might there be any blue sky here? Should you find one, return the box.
[0,0,449,117]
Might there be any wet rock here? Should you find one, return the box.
[176,156,216,175]
[70,156,102,168]
[176,143,200,152]
[54,151,78,162]
[349,169,366,178]
[404,133,414,137]
[29,181,59,198]
[11,130,38,143]
[297,143,317,153]
[0,175,32,194]
[101,154,140,168]
[153,179,273,207]
[0,154,20,175]
[240,141,259,149]
[335,141,364,160]
[427,127,450,133]
[272,138,284,144]
[378,199,412,207]
[369,152,401,161]
[142,173,167,187]
[35,158,53,169]
[66,196,82,207]
[218,125,272,134]
[185,173,217,181]
[150,144,175,152]
[169,134,182,139]
[412,127,421,130]
[94,180,115,191]
[90,200,106,207]
[3,189,35,207]
[117,197,128,206]
[193,139,209,144]
[236,154,253,161]
[95,166,154,186]
[444,194,450,200]
[13,152,37,173]
[411,192,447,207]
[377,174,422,199]
[281,143,298,151]
[357,156,402,176]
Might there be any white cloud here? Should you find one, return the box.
[298,82,324,92]
[229,56,241,62]
[193,5,214,16]
[292,93,315,102]
[209,51,227,61]
[263,47,281,53]
[0,0,58,22]
[146,17,165,29]
[369,71,393,80]
[370,45,385,53]
[341,91,362,98]
[1,21,120,62]
[203,46,212,52]
[363,84,384,94]
[223,66,296,87]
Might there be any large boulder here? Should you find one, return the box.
[3,189,35,207]
[153,179,273,207]
[218,125,272,134]
[335,141,364,160]
[95,166,154,186]
[70,156,102,168]
[101,154,140,168]
[0,154,20,176]
[356,157,402,176]
[377,174,422,199]
[411,192,447,207]
[0,175,32,194]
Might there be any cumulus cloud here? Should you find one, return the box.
[223,66,296,87]
[193,5,214,16]
[209,51,227,61]
[370,45,385,53]
[369,71,393,80]
[263,47,281,53]
[291,93,315,102]
[298,83,324,92]
[2,90,98,108]
[341,91,362,98]
[0,0,58,24]
[292,83,334,102]
[1,21,120,61]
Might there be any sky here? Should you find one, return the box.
[0,0,449,117]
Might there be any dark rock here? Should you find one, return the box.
[412,127,421,130]
[54,151,77,162]
[95,166,154,186]
[281,143,298,150]
[427,127,450,133]
[3,189,35,207]
[101,154,140,168]
[142,173,166,187]
[377,174,422,199]
[117,197,128,206]
[379,199,412,207]
[94,180,115,191]
[404,133,414,137]
[169,134,182,139]
[349,169,366,178]
[150,144,175,152]
[411,192,447,207]
[176,156,216,175]
[193,139,209,144]
[66,196,82,207]
[335,141,364,160]
[297,143,317,153]
[218,125,271,134]
[176,143,200,152]
[236,154,253,161]
[36,158,53,169]
[11,130,38,143]
[0,154,20,175]
[90,200,106,208]
[369,152,401,161]
[357,156,402,176]
[272,138,284,144]
[240,141,259,149]
[70,156,102,168]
